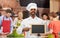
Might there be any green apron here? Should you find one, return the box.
[8,20,24,38]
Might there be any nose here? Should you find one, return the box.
[31,9,36,12]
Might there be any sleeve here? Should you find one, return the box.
[48,22,54,30]
[13,18,17,27]
[48,22,54,33]
[16,21,25,34]
[0,16,3,26]
[0,16,3,33]
[10,18,13,34]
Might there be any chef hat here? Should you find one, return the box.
[26,3,37,11]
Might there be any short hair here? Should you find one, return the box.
[41,13,49,20]
[5,9,13,14]
[0,5,2,9]
[51,12,58,18]
[41,13,48,17]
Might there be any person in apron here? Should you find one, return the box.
[48,12,60,38]
[0,8,13,38]
[9,12,24,38]
[0,8,7,38]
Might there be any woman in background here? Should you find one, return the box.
[41,13,50,32]
[48,12,60,38]
[10,11,24,38]
[0,8,13,38]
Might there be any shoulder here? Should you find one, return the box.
[0,16,4,20]
[9,17,13,21]
[36,17,45,24]
[36,17,43,21]
[14,18,18,20]
[49,21,55,24]
[21,18,29,23]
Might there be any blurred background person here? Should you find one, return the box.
[48,12,60,38]
[13,11,23,27]
[0,8,13,38]
[8,11,24,38]
[49,13,53,21]
[51,12,59,20]
[0,5,2,34]
[41,13,50,32]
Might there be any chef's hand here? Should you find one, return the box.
[22,27,30,32]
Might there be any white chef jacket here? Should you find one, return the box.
[17,16,45,38]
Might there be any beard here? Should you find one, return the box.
[30,12,36,16]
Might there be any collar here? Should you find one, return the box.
[28,16,38,20]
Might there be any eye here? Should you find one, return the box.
[31,9,36,10]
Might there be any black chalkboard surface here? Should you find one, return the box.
[31,25,45,33]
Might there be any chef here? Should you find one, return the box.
[17,3,44,38]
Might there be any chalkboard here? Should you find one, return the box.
[31,25,45,33]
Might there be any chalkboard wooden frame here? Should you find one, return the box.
[30,24,46,35]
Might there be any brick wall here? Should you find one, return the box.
[0,0,21,14]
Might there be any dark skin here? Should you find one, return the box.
[22,27,30,32]
[30,9,37,19]
[22,8,37,32]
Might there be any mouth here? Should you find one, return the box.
[31,12,35,15]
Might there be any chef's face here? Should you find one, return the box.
[29,8,37,16]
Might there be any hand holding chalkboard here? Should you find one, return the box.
[22,27,30,32]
